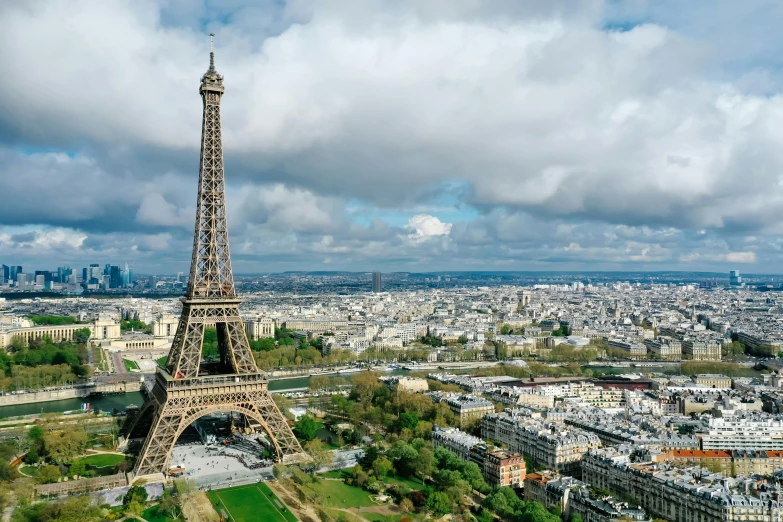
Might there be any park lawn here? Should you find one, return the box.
[142,504,177,522]
[363,514,420,522]
[156,356,168,367]
[208,484,296,522]
[319,469,347,479]
[20,465,38,477]
[258,483,297,522]
[123,359,139,371]
[80,453,126,467]
[314,480,376,509]
[72,453,126,476]
[384,474,432,493]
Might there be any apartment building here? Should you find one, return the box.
[483,449,526,488]
[428,393,495,428]
[681,339,722,361]
[700,416,783,451]
[482,412,601,474]
[430,427,526,488]
[525,472,650,522]
[693,374,732,389]
[582,447,783,522]
[643,336,682,360]
[606,338,647,358]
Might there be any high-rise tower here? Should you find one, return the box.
[129,37,305,480]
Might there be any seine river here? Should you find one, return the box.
[0,363,723,418]
[0,370,412,418]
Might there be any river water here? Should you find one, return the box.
[0,369,412,418]
[1,364,710,419]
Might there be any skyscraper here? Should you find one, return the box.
[1,265,8,285]
[730,270,743,287]
[122,262,130,287]
[372,272,382,293]
[110,265,121,288]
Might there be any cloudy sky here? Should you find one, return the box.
[2,0,783,274]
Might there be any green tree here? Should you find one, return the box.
[74,328,91,344]
[570,514,583,522]
[160,489,179,518]
[23,448,39,464]
[123,484,149,510]
[310,375,331,391]
[372,457,394,479]
[69,459,86,477]
[398,412,419,431]
[37,464,61,484]
[28,316,79,326]
[426,491,452,516]
[304,439,333,471]
[295,415,319,441]
[43,427,88,464]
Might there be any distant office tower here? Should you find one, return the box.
[730,270,743,287]
[127,269,133,287]
[35,274,45,287]
[34,270,52,283]
[122,262,131,287]
[1,265,8,284]
[110,265,121,288]
[372,272,382,293]
[16,273,26,288]
[57,266,71,283]
[10,266,21,282]
[90,263,101,283]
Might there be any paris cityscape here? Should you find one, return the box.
[2,2,783,522]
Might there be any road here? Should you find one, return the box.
[111,352,126,375]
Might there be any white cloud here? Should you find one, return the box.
[135,193,192,228]
[404,214,453,242]
[1,1,783,271]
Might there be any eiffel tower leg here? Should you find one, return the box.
[250,389,305,462]
[166,303,206,379]
[135,404,185,477]
[123,401,156,439]
[222,313,257,373]
[134,385,308,477]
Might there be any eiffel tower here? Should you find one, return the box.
[130,37,305,480]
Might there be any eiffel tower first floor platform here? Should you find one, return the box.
[128,368,308,481]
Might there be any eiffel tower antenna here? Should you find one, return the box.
[128,35,306,481]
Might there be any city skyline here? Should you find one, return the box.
[2,1,783,273]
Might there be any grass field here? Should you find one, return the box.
[315,480,375,509]
[20,465,38,477]
[123,359,139,371]
[207,484,297,522]
[318,470,430,493]
[384,474,432,492]
[71,453,126,476]
[80,454,126,467]
[156,356,168,367]
[141,504,177,522]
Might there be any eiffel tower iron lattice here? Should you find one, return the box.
[132,39,306,479]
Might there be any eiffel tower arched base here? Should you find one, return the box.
[133,369,307,478]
